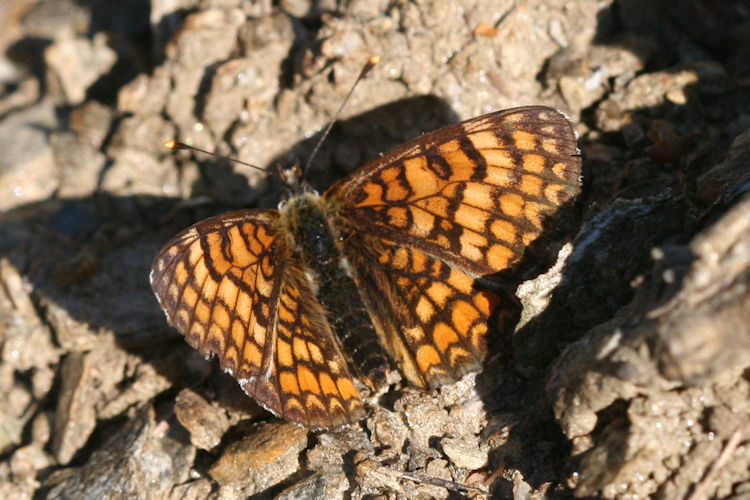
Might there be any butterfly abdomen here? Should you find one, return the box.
[282,194,391,389]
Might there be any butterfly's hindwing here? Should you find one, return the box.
[338,231,502,389]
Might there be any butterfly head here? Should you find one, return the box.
[277,158,318,208]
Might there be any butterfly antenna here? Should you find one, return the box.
[163,140,266,173]
[302,55,380,177]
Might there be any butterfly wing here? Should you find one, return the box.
[150,210,363,428]
[325,106,582,276]
[325,106,581,387]
[340,234,519,388]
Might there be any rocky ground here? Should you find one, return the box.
[0,0,749,499]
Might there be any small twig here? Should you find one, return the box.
[688,425,747,500]
[479,462,507,489]
[373,464,489,498]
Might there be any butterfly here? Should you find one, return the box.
[150,105,582,429]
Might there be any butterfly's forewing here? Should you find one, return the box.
[150,210,363,428]
[325,106,582,276]
[326,106,581,387]
[150,211,282,378]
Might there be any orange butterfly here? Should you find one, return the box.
[151,105,581,428]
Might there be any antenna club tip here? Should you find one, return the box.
[164,140,180,150]
[359,55,380,79]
